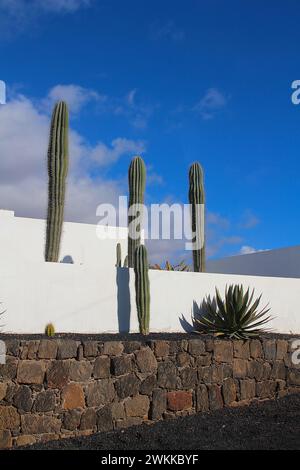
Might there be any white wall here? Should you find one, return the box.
[1,211,300,335]
[206,245,300,278]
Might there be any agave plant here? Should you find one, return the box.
[193,284,272,339]
[150,260,190,272]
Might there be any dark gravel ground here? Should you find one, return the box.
[21,394,300,450]
[1,332,299,341]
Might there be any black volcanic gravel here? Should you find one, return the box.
[19,394,300,450]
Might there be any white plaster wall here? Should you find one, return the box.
[206,245,300,278]
[0,211,300,335]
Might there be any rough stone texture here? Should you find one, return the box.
[38,340,58,359]
[111,356,132,376]
[157,361,177,388]
[233,359,248,378]
[13,385,33,412]
[233,341,250,359]
[57,340,78,359]
[97,406,113,432]
[240,379,256,400]
[0,336,299,449]
[125,395,150,417]
[135,347,157,374]
[34,390,56,412]
[47,360,70,388]
[167,391,192,411]
[263,340,277,361]
[115,373,140,399]
[0,430,12,449]
[80,408,97,430]
[140,374,157,395]
[62,383,85,410]
[93,356,110,379]
[153,341,170,358]
[180,368,197,389]
[214,341,233,363]
[208,384,223,410]
[276,340,288,360]
[188,339,205,356]
[250,340,263,359]
[0,405,20,430]
[83,341,99,357]
[69,361,93,382]
[196,384,209,412]
[222,378,236,405]
[0,357,17,380]
[63,409,82,431]
[103,342,124,356]
[86,380,115,407]
[21,415,61,434]
[0,382,8,400]
[150,389,167,420]
[17,361,45,384]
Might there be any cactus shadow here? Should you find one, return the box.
[180,297,215,333]
[116,267,131,333]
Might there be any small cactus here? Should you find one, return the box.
[128,156,146,268]
[45,323,55,337]
[189,162,205,272]
[134,245,150,335]
[45,101,69,262]
[123,255,128,268]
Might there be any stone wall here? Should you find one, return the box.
[0,336,300,449]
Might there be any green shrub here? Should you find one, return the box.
[193,284,271,339]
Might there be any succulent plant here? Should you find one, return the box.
[134,245,150,335]
[150,260,190,271]
[45,323,55,337]
[45,101,69,262]
[128,156,146,268]
[193,284,272,339]
[189,162,205,272]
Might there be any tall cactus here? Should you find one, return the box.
[128,156,146,267]
[116,243,122,267]
[189,162,205,272]
[134,245,150,335]
[45,101,69,262]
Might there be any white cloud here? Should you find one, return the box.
[0,89,145,223]
[43,84,106,114]
[239,246,268,255]
[239,210,260,229]
[90,138,146,167]
[194,88,228,120]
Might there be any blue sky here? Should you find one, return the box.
[1,0,300,263]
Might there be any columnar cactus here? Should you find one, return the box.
[127,156,146,267]
[134,245,150,335]
[189,162,205,272]
[116,243,122,267]
[45,101,69,262]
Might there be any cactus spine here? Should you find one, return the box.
[189,162,205,272]
[128,156,146,267]
[134,245,150,335]
[45,101,69,262]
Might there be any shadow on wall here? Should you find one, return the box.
[180,298,214,333]
[116,267,131,333]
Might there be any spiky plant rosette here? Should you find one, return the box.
[193,284,272,339]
